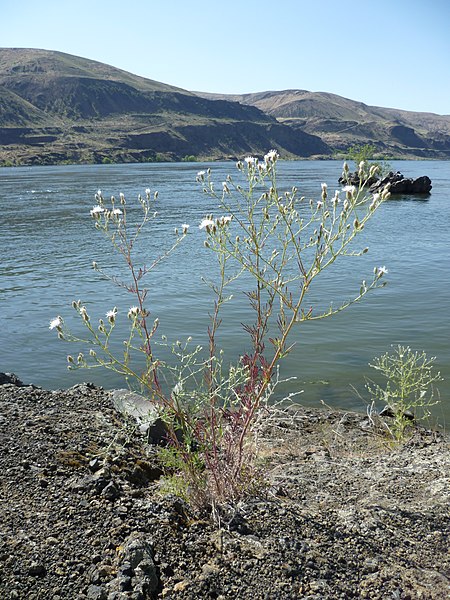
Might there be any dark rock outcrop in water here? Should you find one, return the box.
[339,171,432,195]
[338,172,379,187]
[370,171,432,195]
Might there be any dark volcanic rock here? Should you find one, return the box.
[370,171,432,194]
[338,172,379,187]
[0,371,25,386]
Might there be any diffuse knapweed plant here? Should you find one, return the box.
[51,153,390,511]
[366,345,442,441]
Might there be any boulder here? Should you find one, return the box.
[109,388,168,444]
[0,372,25,386]
[338,172,379,187]
[370,171,432,195]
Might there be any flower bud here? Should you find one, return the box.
[369,164,379,178]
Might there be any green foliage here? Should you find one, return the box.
[346,143,391,178]
[182,154,198,162]
[52,152,391,514]
[366,345,442,441]
[347,143,377,165]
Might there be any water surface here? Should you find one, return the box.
[1,160,449,421]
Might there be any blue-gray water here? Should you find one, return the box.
[1,160,449,421]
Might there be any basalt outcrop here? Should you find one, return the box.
[370,171,432,195]
[339,170,432,195]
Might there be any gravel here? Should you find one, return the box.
[0,374,449,599]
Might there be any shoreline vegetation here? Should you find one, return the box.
[1,154,444,169]
[1,375,449,599]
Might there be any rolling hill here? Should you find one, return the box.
[1,49,449,166]
[198,90,450,159]
[0,49,327,165]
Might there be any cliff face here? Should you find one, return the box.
[198,90,450,159]
[0,49,327,165]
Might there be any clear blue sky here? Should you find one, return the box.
[2,0,449,115]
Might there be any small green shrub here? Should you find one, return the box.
[366,345,442,441]
[346,143,391,178]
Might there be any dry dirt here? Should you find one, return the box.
[0,375,449,599]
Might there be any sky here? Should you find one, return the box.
[1,0,449,115]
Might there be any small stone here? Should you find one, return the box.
[118,575,132,591]
[173,580,189,592]
[46,536,59,545]
[89,458,101,472]
[86,584,107,600]
[28,562,46,577]
[101,481,120,500]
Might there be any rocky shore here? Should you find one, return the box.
[0,376,449,599]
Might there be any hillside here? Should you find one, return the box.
[1,49,449,166]
[199,90,450,159]
[0,49,328,165]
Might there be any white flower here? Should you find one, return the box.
[128,306,140,319]
[112,208,123,215]
[264,149,279,163]
[316,201,323,210]
[145,188,151,195]
[106,308,117,319]
[90,205,105,216]
[97,189,102,197]
[342,185,356,194]
[197,170,206,178]
[199,218,215,230]
[218,215,232,226]
[375,266,388,277]
[49,316,62,330]
[321,183,327,193]
[182,224,190,234]
[244,156,257,166]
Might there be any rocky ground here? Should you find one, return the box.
[0,374,449,600]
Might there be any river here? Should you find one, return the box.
[1,159,449,422]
